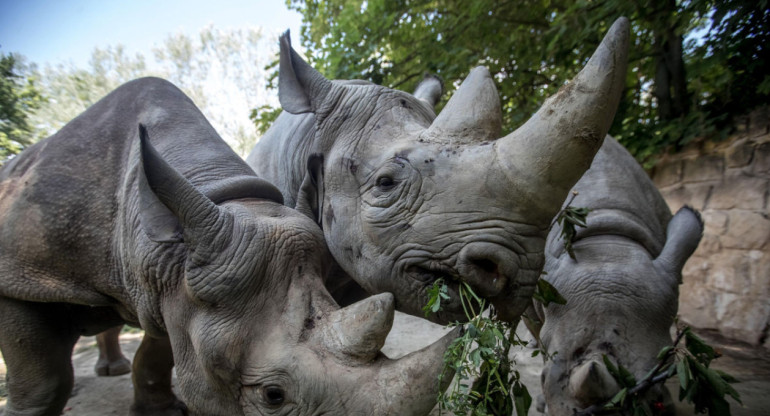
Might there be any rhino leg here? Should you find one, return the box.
[94,325,132,376]
[129,334,188,416]
[0,297,79,416]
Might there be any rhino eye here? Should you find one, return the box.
[376,175,396,191]
[262,385,285,406]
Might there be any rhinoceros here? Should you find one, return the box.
[531,137,704,415]
[246,18,631,323]
[0,77,457,416]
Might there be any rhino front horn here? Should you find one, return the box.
[368,326,463,416]
[495,17,629,218]
[321,293,395,362]
[569,359,620,406]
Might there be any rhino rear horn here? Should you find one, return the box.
[494,17,629,216]
[425,66,502,142]
[138,124,221,247]
[278,30,333,114]
[654,206,704,282]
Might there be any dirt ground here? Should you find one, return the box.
[1,313,768,415]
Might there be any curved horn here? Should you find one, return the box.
[321,293,395,362]
[495,17,629,213]
[425,66,502,142]
[278,31,333,114]
[367,327,462,416]
[569,359,620,406]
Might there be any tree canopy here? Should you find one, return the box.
[12,27,278,159]
[274,0,768,165]
[0,53,45,161]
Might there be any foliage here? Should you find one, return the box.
[575,326,741,416]
[21,27,278,157]
[0,53,45,162]
[428,280,532,416]
[250,104,283,136]
[424,255,568,415]
[552,192,591,260]
[282,0,769,166]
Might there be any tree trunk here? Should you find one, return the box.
[652,0,689,121]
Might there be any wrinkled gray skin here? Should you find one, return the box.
[0,77,457,416]
[247,18,631,323]
[531,137,704,415]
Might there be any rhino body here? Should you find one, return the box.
[534,137,704,415]
[248,19,631,323]
[0,77,456,416]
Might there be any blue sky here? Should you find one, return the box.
[0,0,303,67]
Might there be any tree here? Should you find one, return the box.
[280,0,769,165]
[0,53,45,162]
[27,26,278,157]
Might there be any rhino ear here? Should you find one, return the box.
[296,153,325,226]
[137,125,183,242]
[413,73,443,110]
[279,30,332,114]
[137,124,220,245]
[654,206,704,282]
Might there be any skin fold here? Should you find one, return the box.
[0,78,457,416]
[247,19,631,325]
[531,138,704,415]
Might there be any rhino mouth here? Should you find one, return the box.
[404,264,457,284]
[403,263,486,322]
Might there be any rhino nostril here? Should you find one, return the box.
[471,258,498,274]
[457,243,516,298]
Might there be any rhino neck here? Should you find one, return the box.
[247,111,318,208]
[546,137,672,259]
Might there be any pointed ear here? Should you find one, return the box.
[137,125,183,242]
[278,30,333,114]
[295,153,324,226]
[654,206,704,283]
[137,124,220,245]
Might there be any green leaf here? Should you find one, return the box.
[684,328,717,363]
[512,380,532,416]
[677,359,690,391]
[656,345,673,360]
[534,277,567,306]
[606,387,628,407]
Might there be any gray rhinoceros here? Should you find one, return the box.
[532,137,704,415]
[0,77,457,416]
[247,18,630,323]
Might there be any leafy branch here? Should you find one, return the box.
[426,280,537,416]
[551,191,590,260]
[575,326,741,416]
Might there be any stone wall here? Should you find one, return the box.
[649,107,770,348]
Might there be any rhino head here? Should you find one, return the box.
[137,130,458,415]
[271,18,629,323]
[537,207,704,415]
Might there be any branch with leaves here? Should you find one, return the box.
[575,326,741,416]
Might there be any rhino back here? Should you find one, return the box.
[0,77,254,305]
[547,136,672,258]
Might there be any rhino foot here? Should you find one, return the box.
[129,399,188,416]
[95,356,132,376]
